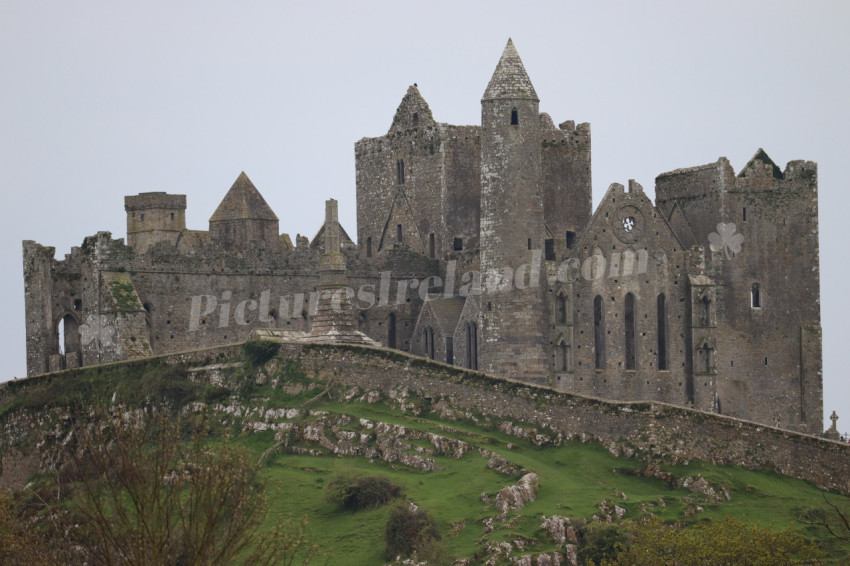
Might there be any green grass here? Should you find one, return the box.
[6,350,850,564]
[239,382,850,565]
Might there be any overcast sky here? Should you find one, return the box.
[2,1,848,431]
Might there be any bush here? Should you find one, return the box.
[577,523,629,565]
[384,501,441,560]
[325,473,402,511]
[243,339,280,367]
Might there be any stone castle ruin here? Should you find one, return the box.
[23,39,822,434]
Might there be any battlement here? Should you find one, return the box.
[124,192,187,211]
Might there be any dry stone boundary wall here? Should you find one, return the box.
[3,340,849,494]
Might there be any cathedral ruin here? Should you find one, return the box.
[23,40,822,434]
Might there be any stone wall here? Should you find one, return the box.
[281,343,850,494]
[3,341,847,495]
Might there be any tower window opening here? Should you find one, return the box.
[453,237,463,251]
[171,212,175,221]
[397,224,403,243]
[366,236,372,257]
[743,207,747,222]
[412,112,419,127]
[510,108,518,125]
[429,233,435,258]
[751,283,761,308]
[566,231,577,249]
[527,238,532,250]
[397,159,405,184]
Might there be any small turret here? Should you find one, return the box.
[125,192,186,252]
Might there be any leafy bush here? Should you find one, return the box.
[243,339,280,367]
[325,473,402,511]
[384,501,441,560]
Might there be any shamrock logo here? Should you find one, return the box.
[708,222,744,259]
[79,314,117,350]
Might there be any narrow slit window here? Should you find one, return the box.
[510,108,518,125]
[625,293,636,370]
[566,231,577,249]
[366,236,372,257]
[412,112,419,127]
[397,224,403,243]
[466,322,478,370]
[657,294,668,371]
[388,313,397,349]
[594,295,605,369]
[396,159,405,184]
[751,283,761,308]
[429,233,435,259]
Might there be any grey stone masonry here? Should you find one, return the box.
[23,39,823,436]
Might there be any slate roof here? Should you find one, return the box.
[210,172,279,222]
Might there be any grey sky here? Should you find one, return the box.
[2,1,848,430]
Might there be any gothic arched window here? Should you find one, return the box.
[625,293,636,370]
[594,295,605,369]
[657,294,668,371]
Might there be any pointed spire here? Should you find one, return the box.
[482,38,538,101]
[210,172,278,222]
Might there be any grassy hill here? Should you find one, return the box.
[1,341,848,564]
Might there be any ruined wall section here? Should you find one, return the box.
[557,182,690,406]
[25,227,437,376]
[439,125,481,254]
[541,117,592,260]
[23,241,58,375]
[654,153,822,434]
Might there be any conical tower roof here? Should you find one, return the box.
[482,38,538,101]
[210,172,279,222]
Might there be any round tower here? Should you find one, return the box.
[478,39,549,382]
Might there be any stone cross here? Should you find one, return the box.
[830,410,839,431]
